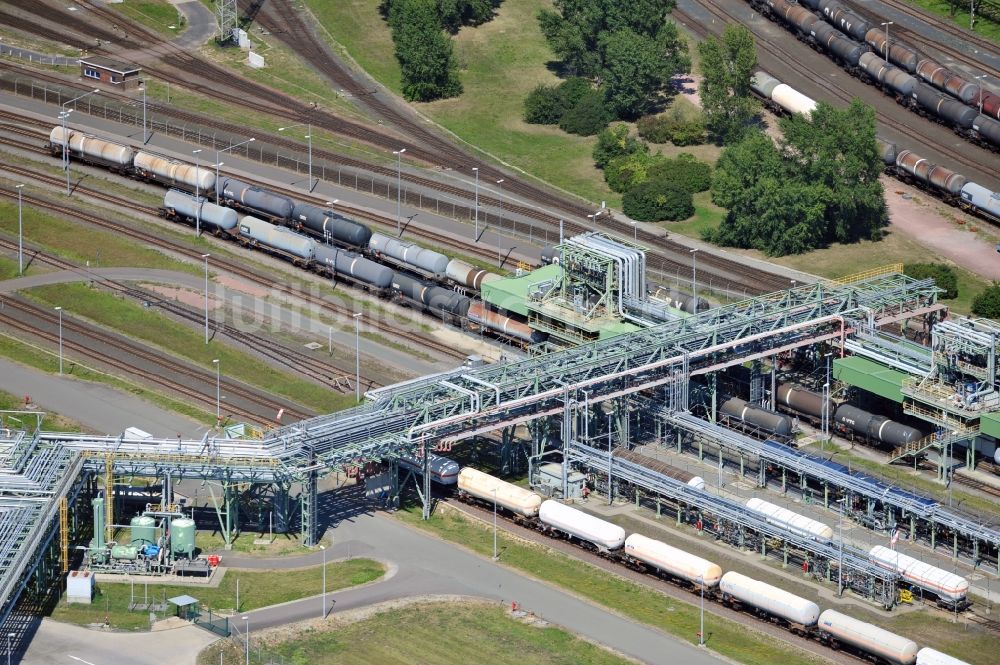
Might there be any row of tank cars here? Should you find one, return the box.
[48,127,545,346]
[748,0,1000,151]
[750,72,1000,227]
[413,462,971,665]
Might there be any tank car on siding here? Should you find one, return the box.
[910,83,978,130]
[396,452,460,485]
[776,384,834,422]
[833,404,922,447]
[237,216,316,264]
[720,397,794,438]
[537,500,626,551]
[457,467,542,519]
[48,127,135,172]
[313,244,393,290]
[134,151,216,192]
[623,534,722,587]
[391,273,471,319]
[446,259,500,290]
[370,233,449,275]
[865,29,919,73]
[745,498,834,542]
[915,59,982,105]
[817,609,918,665]
[468,302,545,345]
[772,83,819,117]
[972,115,1000,150]
[219,178,294,221]
[719,571,820,632]
[869,545,969,605]
[162,189,238,232]
[959,182,1000,223]
[916,647,971,665]
[858,53,918,98]
[818,0,872,42]
[809,22,866,67]
[291,202,372,248]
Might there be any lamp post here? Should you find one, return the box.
[216,137,256,204]
[975,75,988,116]
[631,221,637,242]
[242,616,249,665]
[880,22,894,64]
[697,575,705,646]
[690,248,698,308]
[472,167,479,240]
[320,544,327,618]
[492,488,498,560]
[823,351,833,449]
[393,148,406,234]
[60,88,99,195]
[192,149,203,236]
[353,312,363,402]
[496,179,505,268]
[279,123,314,192]
[55,306,63,374]
[15,184,24,275]
[141,79,148,144]
[202,253,211,344]
[213,359,220,423]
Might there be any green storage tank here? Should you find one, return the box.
[91,497,105,550]
[130,515,156,546]
[111,544,139,560]
[171,518,196,558]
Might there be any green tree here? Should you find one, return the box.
[697,24,759,143]
[904,263,959,299]
[623,179,693,221]
[593,123,646,168]
[558,90,611,135]
[648,153,712,193]
[389,0,463,102]
[600,25,688,119]
[973,283,1000,319]
[523,84,566,124]
[605,151,661,192]
[437,0,502,33]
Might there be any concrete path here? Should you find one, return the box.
[21,619,217,665]
[169,0,218,50]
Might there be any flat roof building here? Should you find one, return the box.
[79,56,142,89]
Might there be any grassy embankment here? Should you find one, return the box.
[905,0,1000,43]
[50,558,384,631]
[0,388,81,432]
[200,600,634,665]
[110,1,186,39]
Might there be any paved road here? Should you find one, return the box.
[170,0,217,50]
[21,619,216,665]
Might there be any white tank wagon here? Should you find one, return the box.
[369,233,449,275]
[49,127,135,168]
[771,83,818,118]
[538,500,626,551]
[396,453,460,485]
[135,151,216,192]
[623,534,722,587]
[162,189,238,232]
[817,610,918,665]
[868,545,969,603]
[457,468,542,519]
[719,572,820,630]
[238,216,316,262]
[745,498,834,542]
[916,647,971,665]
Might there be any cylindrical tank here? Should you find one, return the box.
[799,0,821,8]
[916,58,949,89]
[973,115,1000,146]
[785,6,819,33]
[446,259,496,290]
[927,165,968,196]
[468,302,544,344]
[135,151,215,191]
[458,468,542,518]
[130,515,156,546]
[960,182,1000,219]
[111,544,139,560]
[818,609,918,664]
[865,29,919,72]
[765,0,793,17]
[869,545,969,601]
[811,22,865,66]
[369,233,449,274]
[49,127,136,166]
[314,245,393,288]
[824,3,872,42]
[538,500,626,550]
[895,149,933,184]
[777,384,833,419]
[624,534,722,586]
[291,202,372,248]
[91,497,106,551]
[170,517,196,558]
[396,453,460,485]
[751,71,781,100]
[720,572,820,626]
[220,178,294,220]
[391,272,430,303]
[859,53,917,97]
[540,246,561,265]
[720,398,794,437]
[238,216,316,260]
[834,404,922,446]
[876,138,897,165]
[771,83,818,117]
[916,647,971,665]
[980,91,1000,120]
[163,189,239,231]
[746,497,834,541]
[911,83,978,129]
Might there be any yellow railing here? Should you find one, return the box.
[889,433,942,462]
[831,263,904,285]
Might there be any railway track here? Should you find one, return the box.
[0,163,468,362]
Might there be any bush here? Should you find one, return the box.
[558,90,611,136]
[623,179,694,222]
[648,153,712,194]
[605,151,659,193]
[636,97,707,146]
[523,84,566,124]
[972,282,1000,319]
[904,263,958,300]
[558,77,593,108]
[593,124,646,168]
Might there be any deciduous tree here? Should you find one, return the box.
[391,0,464,102]
[698,24,759,143]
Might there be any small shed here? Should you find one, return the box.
[79,56,142,89]
[66,570,95,604]
[167,594,200,620]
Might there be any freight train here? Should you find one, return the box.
[747,0,1000,151]
[750,71,1000,225]
[453,466,971,665]
[46,127,545,344]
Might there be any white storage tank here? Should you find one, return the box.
[818,609,918,665]
[719,571,820,626]
[869,545,969,602]
[771,83,818,117]
[916,647,970,665]
[624,534,722,587]
[745,497,834,542]
[457,468,542,518]
[538,500,626,550]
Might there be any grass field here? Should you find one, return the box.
[110,1,185,39]
[396,504,828,665]
[195,531,307,557]
[202,600,633,665]
[0,388,81,432]
[50,558,383,631]
[25,283,354,414]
